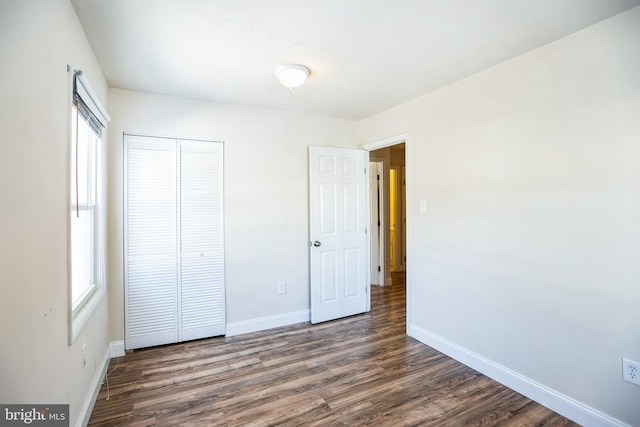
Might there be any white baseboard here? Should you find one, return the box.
[408,325,629,427]
[226,309,310,337]
[77,344,110,427]
[110,340,125,357]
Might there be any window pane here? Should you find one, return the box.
[71,107,97,207]
[71,208,94,304]
[89,131,97,205]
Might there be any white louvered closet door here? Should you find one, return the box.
[125,136,178,349]
[124,135,224,350]
[179,140,225,340]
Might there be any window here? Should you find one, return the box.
[69,70,109,343]
[70,103,99,309]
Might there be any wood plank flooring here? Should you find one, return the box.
[89,276,578,426]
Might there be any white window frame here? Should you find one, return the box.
[70,106,98,306]
[68,69,109,344]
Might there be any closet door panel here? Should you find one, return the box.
[124,136,178,350]
[179,140,225,340]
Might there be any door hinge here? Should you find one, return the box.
[378,266,381,272]
[377,174,380,181]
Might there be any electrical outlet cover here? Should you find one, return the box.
[622,358,640,386]
[277,282,286,294]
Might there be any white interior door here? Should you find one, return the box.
[309,146,368,323]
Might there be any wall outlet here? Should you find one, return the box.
[622,358,640,386]
[277,281,286,295]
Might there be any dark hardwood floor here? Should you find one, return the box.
[89,275,578,426]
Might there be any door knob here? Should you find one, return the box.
[313,240,321,247]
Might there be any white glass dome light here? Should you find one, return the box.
[274,64,310,89]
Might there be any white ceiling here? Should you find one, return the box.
[71,0,640,120]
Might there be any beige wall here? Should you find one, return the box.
[107,88,359,342]
[360,7,640,425]
[0,1,110,426]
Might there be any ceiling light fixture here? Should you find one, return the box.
[274,64,310,90]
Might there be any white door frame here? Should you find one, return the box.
[361,133,410,328]
[369,161,385,286]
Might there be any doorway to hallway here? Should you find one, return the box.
[369,143,406,297]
